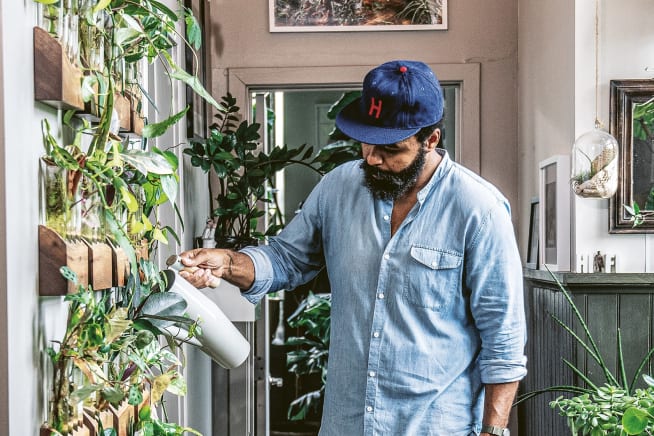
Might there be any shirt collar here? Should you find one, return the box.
[416,149,451,205]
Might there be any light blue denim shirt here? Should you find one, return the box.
[241,150,527,436]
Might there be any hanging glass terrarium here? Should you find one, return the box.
[571,125,619,199]
[570,0,619,200]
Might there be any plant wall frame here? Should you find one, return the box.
[609,79,654,233]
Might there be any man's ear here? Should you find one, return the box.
[425,129,441,150]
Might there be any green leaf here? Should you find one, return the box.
[160,174,178,206]
[140,292,187,329]
[168,62,221,110]
[93,0,111,12]
[623,407,649,434]
[71,384,104,403]
[115,27,141,47]
[34,0,59,4]
[167,375,187,396]
[59,266,79,284]
[142,106,189,138]
[101,385,126,405]
[120,186,139,213]
[152,227,168,244]
[81,74,98,103]
[105,211,137,276]
[128,384,143,406]
[185,11,202,51]
[121,149,175,175]
[105,308,131,344]
[150,0,179,22]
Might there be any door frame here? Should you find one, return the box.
[227,63,481,173]
[223,63,480,436]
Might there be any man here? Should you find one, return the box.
[179,60,527,436]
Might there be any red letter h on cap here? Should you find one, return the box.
[368,98,382,119]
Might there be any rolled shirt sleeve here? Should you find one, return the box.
[467,200,528,384]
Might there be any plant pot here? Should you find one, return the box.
[42,159,68,236]
[270,421,320,436]
[215,235,259,251]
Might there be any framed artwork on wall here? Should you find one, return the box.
[609,79,654,233]
[526,197,539,269]
[539,155,571,271]
[269,0,447,32]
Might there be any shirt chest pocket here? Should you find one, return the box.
[403,246,463,312]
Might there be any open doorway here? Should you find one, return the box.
[206,63,478,436]
[248,85,460,435]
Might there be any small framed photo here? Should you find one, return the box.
[526,197,539,269]
[269,0,448,33]
[539,155,571,271]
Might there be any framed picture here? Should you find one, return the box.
[539,155,571,271]
[609,79,654,233]
[269,0,447,32]
[526,197,539,269]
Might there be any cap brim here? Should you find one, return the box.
[335,100,420,145]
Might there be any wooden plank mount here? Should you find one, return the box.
[85,240,113,291]
[39,225,89,296]
[33,26,84,111]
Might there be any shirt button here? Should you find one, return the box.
[373,331,380,338]
[369,371,376,377]
[383,253,390,260]
[383,215,390,221]
[378,293,385,299]
[366,406,373,412]
[431,261,437,267]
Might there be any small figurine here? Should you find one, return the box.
[593,250,605,273]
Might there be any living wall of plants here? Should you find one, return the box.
[34,0,220,434]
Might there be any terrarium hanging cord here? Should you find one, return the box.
[594,0,601,129]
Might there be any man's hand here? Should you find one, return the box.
[178,248,255,290]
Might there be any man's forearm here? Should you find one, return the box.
[481,381,519,433]
[222,250,255,290]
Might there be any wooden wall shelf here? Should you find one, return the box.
[87,241,113,290]
[33,27,84,111]
[38,225,130,295]
[39,225,89,295]
[114,92,131,132]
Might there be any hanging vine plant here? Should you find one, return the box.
[33,0,224,434]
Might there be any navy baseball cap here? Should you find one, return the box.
[336,60,443,145]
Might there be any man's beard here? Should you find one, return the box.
[360,147,427,200]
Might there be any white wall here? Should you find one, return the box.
[573,0,654,272]
[1,2,68,435]
[518,0,575,262]
[0,1,8,434]
[208,0,521,218]
[519,0,654,272]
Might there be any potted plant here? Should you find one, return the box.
[284,292,331,430]
[517,272,654,435]
[184,93,359,249]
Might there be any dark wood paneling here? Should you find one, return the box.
[519,270,654,436]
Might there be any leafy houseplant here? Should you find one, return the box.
[184,93,360,248]
[285,292,331,422]
[34,0,221,434]
[517,272,654,435]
